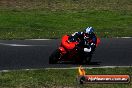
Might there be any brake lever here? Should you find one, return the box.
[66,40,70,44]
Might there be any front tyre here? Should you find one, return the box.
[49,49,61,64]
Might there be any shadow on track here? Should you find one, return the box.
[49,61,101,66]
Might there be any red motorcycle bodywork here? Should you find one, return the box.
[58,35,100,61]
[96,37,101,47]
[59,35,79,54]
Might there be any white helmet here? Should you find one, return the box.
[85,27,94,34]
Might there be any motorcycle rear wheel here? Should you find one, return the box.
[81,53,92,64]
[84,56,91,64]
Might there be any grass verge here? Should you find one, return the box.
[0,0,131,39]
[0,67,132,88]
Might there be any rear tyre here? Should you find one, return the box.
[82,53,92,64]
[49,49,61,64]
[85,56,92,64]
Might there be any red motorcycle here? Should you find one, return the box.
[49,34,100,64]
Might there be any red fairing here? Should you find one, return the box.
[96,38,101,47]
[61,35,78,50]
[59,47,66,54]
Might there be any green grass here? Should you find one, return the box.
[0,67,132,88]
[0,0,131,39]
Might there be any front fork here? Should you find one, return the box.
[58,47,67,60]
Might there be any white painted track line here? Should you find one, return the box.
[26,39,52,40]
[0,43,48,47]
[115,37,132,38]
[0,66,132,72]
[45,66,132,69]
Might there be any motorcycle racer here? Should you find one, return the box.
[49,27,100,64]
[69,27,97,52]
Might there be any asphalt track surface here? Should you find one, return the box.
[0,38,132,70]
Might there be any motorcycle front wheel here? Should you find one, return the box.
[49,49,61,64]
